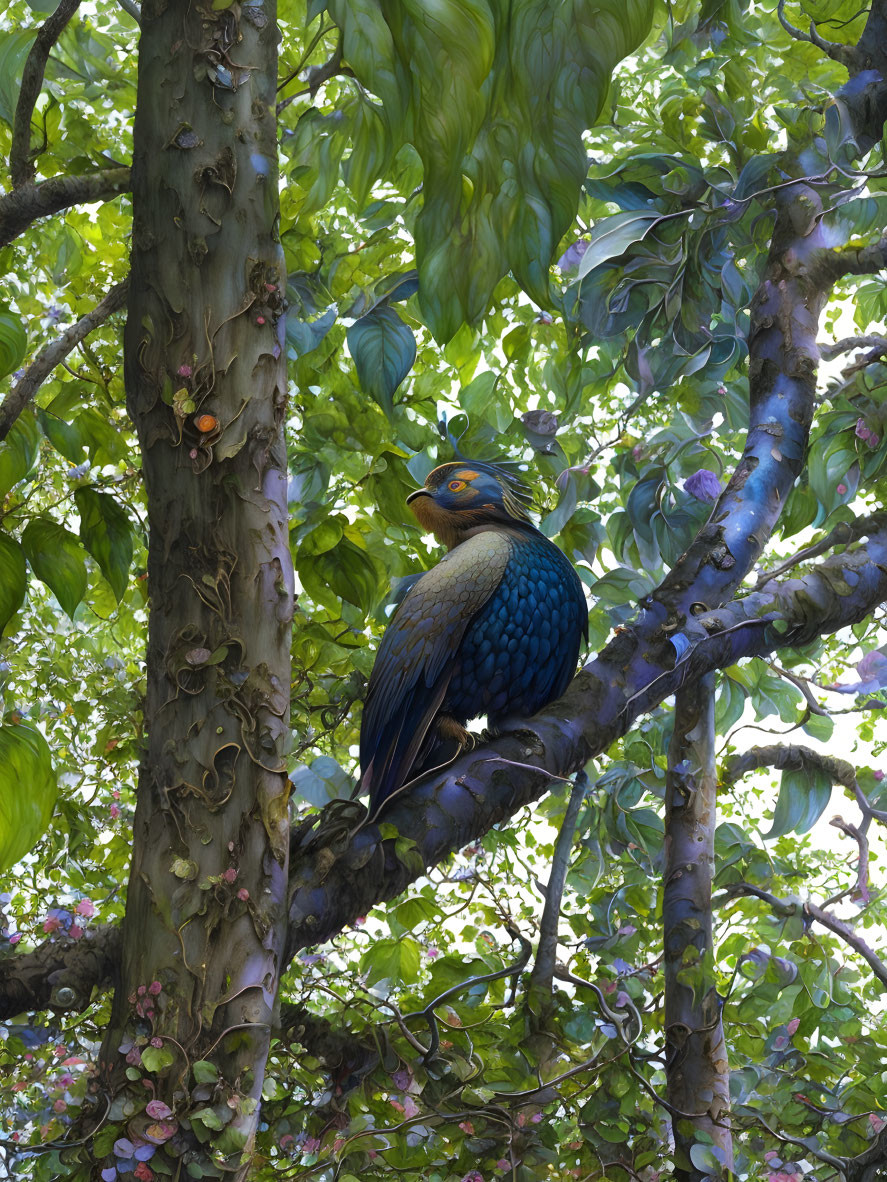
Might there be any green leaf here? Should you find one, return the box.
[346,305,416,416]
[290,756,352,806]
[21,519,88,618]
[689,1142,724,1171]
[192,1060,219,1084]
[360,935,422,986]
[330,0,655,339]
[75,487,133,602]
[140,1045,174,1072]
[0,533,26,635]
[0,308,26,380]
[0,410,41,497]
[576,211,663,279]
[0,723,57,872]
[0,29,36,127]
[765,766,833,839]
[298,534,382,612]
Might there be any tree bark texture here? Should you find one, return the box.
[90,2,291,1175]
[664,674,733,1179]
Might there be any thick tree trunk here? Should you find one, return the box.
[89,2,291,1175]
[664,674,733,1178]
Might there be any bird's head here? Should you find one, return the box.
[406,461,533,549]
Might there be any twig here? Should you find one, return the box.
[820,334,887,361]
[10,0,82,187]
[776,0,858,67]
[716,882,887,990]
[806,900,887,989]
[528,772,589,999]
[756,513,887,588]
[117,0,140,23]
[766,661,830,715]
[277,44,343,115]
[830,814,871,902]
[748,1111,846,1170]
[0,277,128,443]
[0,168,131,249]
[400,927,532,1062]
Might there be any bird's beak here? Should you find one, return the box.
[406,488,431,504]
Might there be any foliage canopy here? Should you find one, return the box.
[1,1,887,1180]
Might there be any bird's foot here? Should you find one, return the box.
[437,715,475,750]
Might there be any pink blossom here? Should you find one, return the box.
[110,803,121,819]
[148,981,162,995]
[786,1017,800,1036]
[354,915,366,926]
[837,483,848,495]
[53,1044,67,1058]
[426,946,439,959]
[43,915,61,934]
[53,1098,67,1113]
[126,1047,142,1067]
[146,1100,172,1119]
[134,1163,154,1182]
[150,1037,162,1048]
[177,365,192,378]
[57,1073,74,1086]
[221,868,237,884]
[69,923,84,940]
[459,1120,474,1134]
[237,888,249,901]
[496,1163,510,1171]
[75,899,96,918]
[137,985,147,996]
[874,770,884,781]
[112,789,120,799]
[256,316,266,325]
[302,1136,321,1154]
[9,933,21,945]
[280,1134,295,1150]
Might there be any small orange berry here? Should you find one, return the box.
[195,414,218,433]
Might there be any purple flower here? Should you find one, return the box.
[145,1100,172,1120]
[684,469,722,503]
[556,240,588,273]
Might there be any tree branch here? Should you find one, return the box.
[10,0,82,187]
[819,333,887,361]
[8,533,887,1020]
[776,0,859,69]
[664,673,734,1173]
[0,926,119,1018]
[117,0,141,24]
[809,238,887,286]
[718,881,887,991]
[755,511,887,588]
[527,771,588,1002]
[286,531,887,958]
[0,277,128,443]
[0,168,131,248]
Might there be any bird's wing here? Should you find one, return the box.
[360,532,513,811]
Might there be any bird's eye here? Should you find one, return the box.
[448,479,466,492]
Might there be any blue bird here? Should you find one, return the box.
[360,461,588,813]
